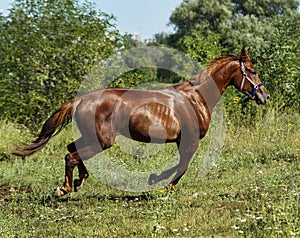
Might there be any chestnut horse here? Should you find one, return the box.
[13,48,269,197]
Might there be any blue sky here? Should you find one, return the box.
[0,0,183,40]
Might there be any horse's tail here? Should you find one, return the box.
[13,100,77,157]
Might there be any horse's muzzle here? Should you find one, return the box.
[255,90,270,105]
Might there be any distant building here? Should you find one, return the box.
[129,33,156,44]
[144,38,156,44]
[131,33,141,41]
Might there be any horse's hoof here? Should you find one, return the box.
[148,173,159,185]
[54,187,68,197]
[74,179,81,192]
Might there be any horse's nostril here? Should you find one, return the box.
[266,95,270,100]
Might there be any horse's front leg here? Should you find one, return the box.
[148,140,199,187]
[168,140,199,187]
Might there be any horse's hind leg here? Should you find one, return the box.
[57,144,102,197]
[66,139,89,192]
[56,121,116,197]
[74,159,89,192]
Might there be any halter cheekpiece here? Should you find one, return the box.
[239,60,264,99]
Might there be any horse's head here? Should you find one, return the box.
[232,47,270,104]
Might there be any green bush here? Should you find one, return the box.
[0,121,30,160]
[0,0,121,129]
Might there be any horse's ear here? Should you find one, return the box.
[241,46,246,54]
[240,47,248,62]
[247,48,251,57]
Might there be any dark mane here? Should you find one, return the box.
[183,54,240,87]
[205,54,239,75]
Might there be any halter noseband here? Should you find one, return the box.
[240,61,264,99]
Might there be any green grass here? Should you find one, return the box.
[0,107,299,237]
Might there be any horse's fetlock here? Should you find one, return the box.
[55,187,69,197]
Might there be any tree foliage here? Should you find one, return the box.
[165,0,300,112]
[168,0,299,52]
[0,0,121,127]
[0,0,299,130]
[254,14,300,110]
[177,29,222,64]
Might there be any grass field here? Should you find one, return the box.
[0,106,299,237]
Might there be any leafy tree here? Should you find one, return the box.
[85,46,197,91]
[164,0,300,116]
[233,0,299,17]
[153,32,170,46]
[254,14,300,111]
[176,29,223,64]
[0,0,121,127]
[168,0,299,52]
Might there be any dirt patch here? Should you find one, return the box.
[0,184,32,199]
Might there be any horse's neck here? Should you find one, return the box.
[197,61,236,93]
[192,76,222,114]
[179,63,235,114]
